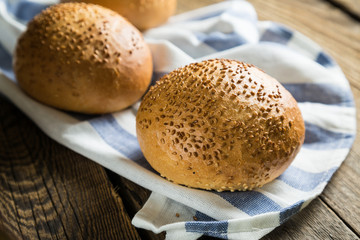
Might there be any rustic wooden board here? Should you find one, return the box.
[106,170,166,240]
[320,150,360,236]
[263,198,359,239]
[249,0,360,89]
[0,97,140,240]
[176,0,224,14]
[328,0,360,20]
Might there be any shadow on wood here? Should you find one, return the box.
[0,96,140,239]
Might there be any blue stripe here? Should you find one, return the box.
[187,201,305,236]
[89,115,142,159]
[315,52,335,67]
[278,166,337,191]
[279,200,304,224]
[216,191,282,216]
[185,212,228,239]
[303,122,355,150]
[195,31,248,51]
[283,83,354,107]
[215,165,339,215]
[89,114,155,171]
[0,43,15,81]
[260,25,293,45]
[7,0,49,22]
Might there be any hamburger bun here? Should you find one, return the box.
[14,3,153,114]
[136,59,305,191]
[61,0,177,31]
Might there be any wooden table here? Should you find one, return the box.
[0,0,359,239]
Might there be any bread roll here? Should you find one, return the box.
[136,59,305,191]
[61,0,177,30]
[14,3,153,114]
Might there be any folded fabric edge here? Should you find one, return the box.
[133,192,321,239]
[133,192,306,233]
[0,1,26,53]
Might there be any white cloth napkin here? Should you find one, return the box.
[0,1,356,239]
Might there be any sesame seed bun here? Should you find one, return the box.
[14,3,153,114]
[136,59,305,192]
[61,0,177,31]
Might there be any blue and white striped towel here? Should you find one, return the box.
[0,1,356,239]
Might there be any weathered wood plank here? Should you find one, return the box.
[108,171,218,240]
[332,0,360,13]
[321,149,360,236]
[249,0,360,90]
[106,170,166,240]
[262,198,359,239]
[176,0,224,14]
[0,97,141,239]
[326,0,360,20]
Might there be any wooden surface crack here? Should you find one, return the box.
[322,0,360,22]
[3,173,24,239]
[319,195,360,238]
[17,121,71,240]
[49,160,85,240]
[0,98,142,239]
[27,195,42,240]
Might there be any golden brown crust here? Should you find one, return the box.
[136,59,305,191]
[14,3,153,114]
[61,0,177,30]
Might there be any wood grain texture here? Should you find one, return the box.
[263,198,359,239]
[320,149,360,236]
[333,0,360,12]
[0,96,140,240]
[326,0,360,20]
[249,0,360,89]
[106,170,166,240]
[176,0,224,14]
[106,171,219,240]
